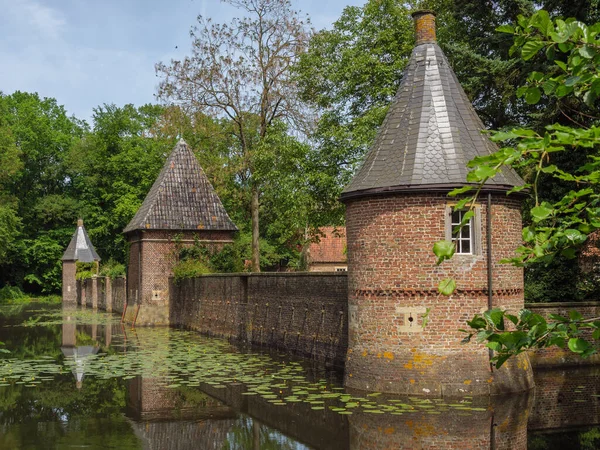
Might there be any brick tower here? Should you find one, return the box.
[340,11,534,396]
[124,139,237,325]
[62,219,100,304]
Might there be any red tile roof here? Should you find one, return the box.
[309,227,347,264]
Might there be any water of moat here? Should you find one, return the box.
[0,304,599,450]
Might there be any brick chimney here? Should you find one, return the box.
[412,10,436,45]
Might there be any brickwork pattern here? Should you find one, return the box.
[413,11,437,44]
[111,277,126,313]
[529,367,600,431]
[126,229,234,326]
[526,302,600,367]
[308,226,347,267]
[84,278,94,309]
[62,261,77,304]
[344,193,533,395]
[170,273,348,366]
[97,277,107,310]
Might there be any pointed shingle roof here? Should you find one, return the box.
[123,139,237,234]
[62,220,101,262]
[341,12,524,201]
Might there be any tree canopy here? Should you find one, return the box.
[446,11,600,366]
[155,0,311,271]
[3,1,600,311]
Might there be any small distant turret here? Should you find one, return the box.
[62,219,100,304]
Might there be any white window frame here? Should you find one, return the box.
[445,205,482,256]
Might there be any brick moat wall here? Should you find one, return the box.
[343,192,533,396]
[77,276,126,313]
[170,273,348,367]
[111,277,126,313]
[526,301,600,367]
[81,272,600,371]
[529,367,600,431]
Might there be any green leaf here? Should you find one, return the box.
[438,278,456,296]
[583,91,597,107]
[568,338,590,354]
[486,341,502,351]
[466,165,498,182]
[564,228,584,242]
[506,314,519,326]
[555,60,568,71]
[549,313,569,322]
[542,80,557,95]
[579,45,596,59]
[531,10,551,35]
[467,316,487,330]
[524,87,542,104]
[494,354,511,368]
[496,24,514,34]
[569,310,583,321]
[531,205,553,221]
[529,71,544,82]
[483,309,505,330]
[564,76,580,87]
[507,185,529,195]
[521,41,545,60]
[448,186,473,197]
[433,240,455,264]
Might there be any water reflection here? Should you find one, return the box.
[1,303,600,449]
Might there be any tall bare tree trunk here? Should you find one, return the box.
[251,185,260,272]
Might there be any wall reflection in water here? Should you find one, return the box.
[58,306,600,450]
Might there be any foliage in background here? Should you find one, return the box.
[0,286,60,305]
[295,0,415,212]
[172,238,241,282]
[156,0,311,271]
[75,261,98,281]
[3,1,600,297]
[68,104,175,264]
[0,92,85,293]
[98,259,126,278]
[0,286,26,303]
[451,11,600,362]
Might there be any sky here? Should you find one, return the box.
[0,0,364,124]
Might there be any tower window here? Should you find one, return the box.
[451,210,472,254]
[446,205,481,256]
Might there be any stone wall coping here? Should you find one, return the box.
[172,272,349,279]
[526,301,600,308]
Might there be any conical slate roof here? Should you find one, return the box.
[62,220,101,262]
[341,13,524,201]
[124,139,238,233]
